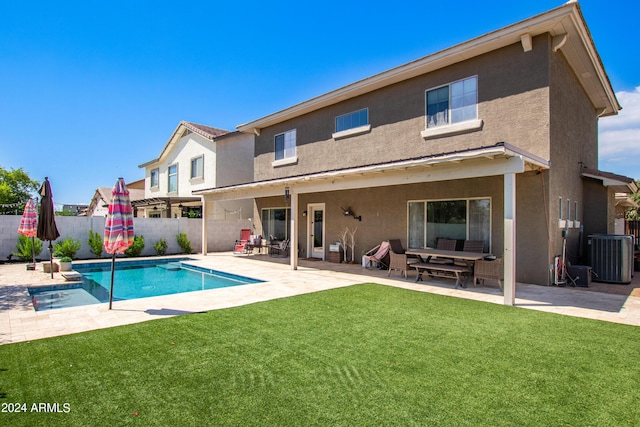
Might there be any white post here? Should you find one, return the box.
[290,191,298,270]
[504,173,516,305]
[201,196,208,256]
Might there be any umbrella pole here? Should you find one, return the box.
[48,241,54,279]
[31,236,36,267]
[109,253,115,310]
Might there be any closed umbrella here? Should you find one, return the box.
[17,198,38,269]
[104,178,134,309]
[36,177,60,279]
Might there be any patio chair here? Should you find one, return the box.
[362,241,391,269]
[430,238,457,264]
[455,240,486,267]
[388,239,419,278]
[474,257,503,290]
[269,239,290,257]
[233,229,252,254]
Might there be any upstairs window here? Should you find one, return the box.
[336,109,368,133]
[168,164,178,193]
[426,76,477,128]
[190,155,203,180]
[150,168,159,188]
[275,129,296,161]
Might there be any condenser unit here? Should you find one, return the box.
[587,234,634,284]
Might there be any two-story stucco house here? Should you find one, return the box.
[194,2,636,304]
[137,121,254,220]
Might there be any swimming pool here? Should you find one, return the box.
[28,258,263,311]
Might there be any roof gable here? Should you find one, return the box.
[139,121,231,168]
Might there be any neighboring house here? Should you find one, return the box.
[85,179,145,217]
[194,2,636,303]
[137,121,254,219]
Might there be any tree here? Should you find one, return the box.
[626,180,640,220]
[0,166,39,214]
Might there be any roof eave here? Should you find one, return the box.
[237,2,619,133]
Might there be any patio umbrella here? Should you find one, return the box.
[36,177,60,279]
[104,178,134,309]
[17,198,38,268]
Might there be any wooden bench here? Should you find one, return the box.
[413,262,471,288]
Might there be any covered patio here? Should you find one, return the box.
[196,142,551,306]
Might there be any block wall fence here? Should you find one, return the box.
[0,216,250,261]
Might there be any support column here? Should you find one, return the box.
[290,191,298,270]
[504,172,516,306]
[201,196,207,255]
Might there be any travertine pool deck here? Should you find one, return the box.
[2,252,640,344]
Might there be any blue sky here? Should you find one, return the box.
[1,0,639,205]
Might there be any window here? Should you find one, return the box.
[336,109,368,133]
[150,169,159,188]
[426,76,477,128]
[408,198,490,251]
[275,129,296,161]
[261,208,289,241]
[168,164,177,193]
[191,155,203,180]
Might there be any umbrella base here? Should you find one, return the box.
[26,263,36,271]
[42,262,59,273]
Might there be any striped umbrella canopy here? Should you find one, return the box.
[104,178,134,309]
[18,198,38,266]
[18,199,38,238]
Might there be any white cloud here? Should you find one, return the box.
[598,87,640,179]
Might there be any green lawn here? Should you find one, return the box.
[1,283,640,426]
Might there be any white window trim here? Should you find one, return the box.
[423,76,480,138]
[190,155,204,182]
[421,119,483,139]
[272,156,298,167]
[407,196,492,251]
[150,168,159,190]
[168,164,178,194]
[273,129,297,166]
[332,124,372,140]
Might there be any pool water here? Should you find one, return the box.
[28,259,262,311]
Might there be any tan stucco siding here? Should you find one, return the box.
[254,35,551,182]
[548,36,600,267]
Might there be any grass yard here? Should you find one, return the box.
[1,283,640,426]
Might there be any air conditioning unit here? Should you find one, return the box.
[587,234,634,284]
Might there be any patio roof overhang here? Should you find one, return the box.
[581,167,638,193]
[193,142,549,201]
[131,197,201,208]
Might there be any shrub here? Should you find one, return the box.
[59,256,72,263]
[153,238,168,255]
[53,238,81,259]
[13,235,43,261]
[88,230,103,258]
[124,235,145,257]
[176,233,192,254]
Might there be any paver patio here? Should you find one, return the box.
[1,252,639,344]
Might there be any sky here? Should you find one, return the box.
[1,0,639,205]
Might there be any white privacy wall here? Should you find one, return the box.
[0,216,247,260]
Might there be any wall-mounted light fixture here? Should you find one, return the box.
[284,186,290,202]
[302,210,307,217]
[340,206,361,221]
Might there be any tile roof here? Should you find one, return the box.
[181,121,231,139]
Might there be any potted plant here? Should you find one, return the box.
[58,256,73,272]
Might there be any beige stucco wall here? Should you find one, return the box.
[144,132,217,199]
[256,173,552,285]
[548,37,601,268]
[254,35,551,182]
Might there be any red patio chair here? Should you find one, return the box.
[233,229,252,254]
